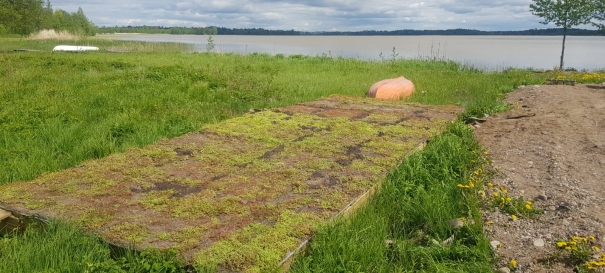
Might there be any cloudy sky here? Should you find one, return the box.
[50,0,591,31]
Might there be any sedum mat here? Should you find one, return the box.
[0,95,462,272]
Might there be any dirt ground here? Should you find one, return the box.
[474,83,605,272]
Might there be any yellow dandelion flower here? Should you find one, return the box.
[572,236,579,242]
[506,197,512,202]
[565,246,572,250]
[510,259,517,268]
[461,217,467,222]
[502,189,508,194]
[478,190,485,197]
[487,182,493,188]
[580,237,587,243]
[594,246,600,252]
[493,192,499,197]
[487,221,494,226]
[457,184,465,188]
[483,151,488,155]
[525,204,532,210]
[589,236,596,241]
[557,241,567,247]
[511,215,517,221]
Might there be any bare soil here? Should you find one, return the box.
[474,84,605,272]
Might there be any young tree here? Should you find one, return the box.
[530,0,594,69]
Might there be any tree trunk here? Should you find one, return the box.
[560,26,567,70]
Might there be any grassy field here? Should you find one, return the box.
[1,37,603,272]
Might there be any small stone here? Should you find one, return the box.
[442,235,455,245]
[490,240,501,249]
[541,131,548,135]
[536,194,548,201]
[562,219,571,226]
[557,205,572,212]
[385,239,394,246]
[447,218,464,229]
[533,238,545,247]
[496,267,511,273]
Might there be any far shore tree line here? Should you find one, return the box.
[97,26,605,36]
[0,0,96,36]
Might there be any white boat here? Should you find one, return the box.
[52,45,99,52]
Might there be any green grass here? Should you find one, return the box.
[0,221,185,273]
[0,38,546,185]
[0,37,192,52]
[1,37,595,272]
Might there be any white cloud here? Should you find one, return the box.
[50,0,594,31]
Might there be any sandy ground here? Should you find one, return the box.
[474,83,605,272]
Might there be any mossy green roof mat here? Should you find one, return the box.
[0,95,462,272]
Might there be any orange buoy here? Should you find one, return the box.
[367,77,416,100]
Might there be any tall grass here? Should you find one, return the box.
[0,221,185,273]
[0,46,544,185]
[0,37,192,52]
[0,38,554,272]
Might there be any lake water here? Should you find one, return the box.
[100,34,605,71]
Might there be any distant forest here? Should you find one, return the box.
[98,26,605,36]
[0,0,96,36]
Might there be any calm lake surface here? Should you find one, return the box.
[101,34,605,71]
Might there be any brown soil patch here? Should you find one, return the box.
[474,84,605,272]
[0,95,461,272]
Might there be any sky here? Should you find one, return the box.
[49,0,593,31]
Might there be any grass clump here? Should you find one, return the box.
[0,221,185,273]
[291,122,494,272]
